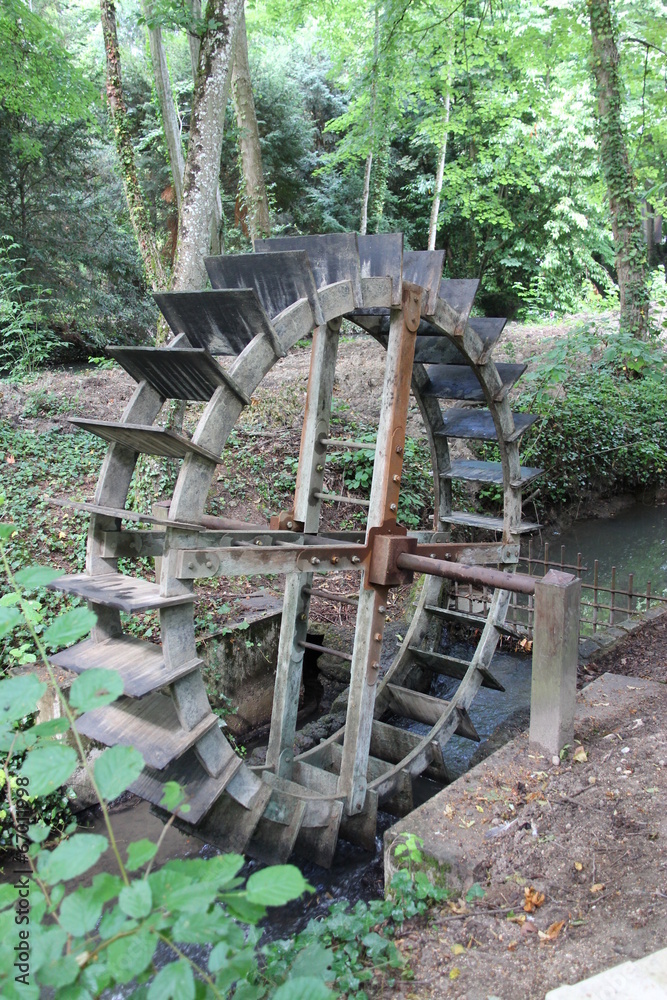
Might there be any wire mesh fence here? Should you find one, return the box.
[451,537,667,637]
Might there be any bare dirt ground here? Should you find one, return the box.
[381,620,667,1000]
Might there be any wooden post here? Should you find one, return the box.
[152,500,170,584]
[529,568,581,755]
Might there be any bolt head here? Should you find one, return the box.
[393,474,401,483]
[310,556,320,565]
[331,555,339,564]
[286,520,293,528]
[351,556,360,564]
[396,446,403,454]
[390,503,397,512]
[374,632,382,642]
[378,605,386,613]
[371,661,379,669]
[316,464,324,472]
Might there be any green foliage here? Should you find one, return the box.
[0,239,57,378]
[476,324,667,513]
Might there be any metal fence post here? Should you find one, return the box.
[529,568,582,755]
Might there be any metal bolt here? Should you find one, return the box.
[255,540,263,545]
[286,520,293,529]
[299,613,307,621]
[316,464,324,472]
[188,562,195,571]
[378,605,386,614]
[331,555,339,564]
[374,632,382,642]
[430,553,436,558]
[371,661,379,669]
[205,560,213,569]
[393,474,401,483]
[390,503,397,512]
[310,556,321,565]
[351,556,361,564]
[395,446,403,454]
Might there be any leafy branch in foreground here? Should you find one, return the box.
[0,520,450,999]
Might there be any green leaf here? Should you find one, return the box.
[159,780,188,812]
[289,942,334,980]
[69,668,123,713]
[0,883,18,910]
[94,745,144,801]
[126,839,158,872]
[43,607,97,649]
[20,744,78,796]
[58,874,122,935]
[465,882,486,902]
[14,565,64,588]
[245,865,312,907]
[27,822,51,843]
[272,978,334,1000]
[37,833,108,885]
[0,606,21,639]
[147,960,195,1000]
[107,926,157,984]
[0,673,45,723]
[0,522,16,540]
[119,880,152,919]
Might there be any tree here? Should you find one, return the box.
[172,0,245,290]
[588,0,649,336]
[231,6,271,240]
[99,0,168,293]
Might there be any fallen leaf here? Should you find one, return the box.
[449,968,460,980]
[6,455,15,464]
[574,862,583,872]
[590,883,605,894]
[523,887,546,912]
[507,941,519,951]
[507,913,526,925]
[451,943,465,956]
[459,819,475,829]
[447,900,468,915]
[476,805,484,813]
[444,803,454,819]
[572,746,588,763]
[538,920,565,942]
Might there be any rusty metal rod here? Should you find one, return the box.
[298,640,353,662]
[396,552,537,595]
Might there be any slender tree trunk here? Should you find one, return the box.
[99,0,167,291]
[360,7,380,235]
[360,153,373,235]
[186,0,224,256]
[428,90,450,251]
[231,7,270,240]
[144,1,185,211]
[588,0,649,337]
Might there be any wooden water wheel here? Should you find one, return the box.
[48,233,541,866]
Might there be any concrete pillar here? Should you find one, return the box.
[530,568,581,755]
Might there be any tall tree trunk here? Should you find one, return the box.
[360,153,373,235]
[144,1,185,211]
[360,7,380,235]
[588,0,649,337]
[231,7,270,240]
[428,90,450,251]
[186,0,223,256]
[173,0,243,289]
[99,0,167,292]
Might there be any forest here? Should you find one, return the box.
[0,0,665,367]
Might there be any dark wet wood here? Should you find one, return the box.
[402,250,445,314]
[357,233,403,306]
[108,347,249,404]
[255,232,363,306]
[422,363,526,401]
[205,250,322,324]
[408,646,505,691]
[154,289,278,355]
[436,407,538,442]
[441,459,543,487]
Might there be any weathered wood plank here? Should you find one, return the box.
[108,347,250,404]
[48,572,193,611]
[408,646,505,691]
[77,692,218,768]
[441,459,543,487]
[50,497,203,531]
[357,233,403,306]
[255,233,363,307]
[50,636,200,697]
[422,363,526,402]
[69,419,222,464]
[369,720,449,782]
[205,250,324,326]
[436,408,538,442]
[402,250,445,314]
[155,289,281,356]
[440,511,541,533]
[130,747,244,823]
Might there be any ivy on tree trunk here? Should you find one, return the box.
[588,0,649,338]
[99,0,167,295]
